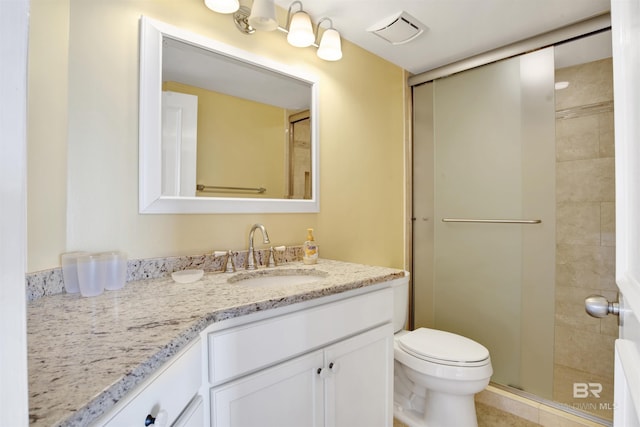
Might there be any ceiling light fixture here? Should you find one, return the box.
[204,0,239,14]
[248,0,278,31]
[232,6,255,34]
[204,0,342,61]
[316,18,342,61]
[286,1,314,47]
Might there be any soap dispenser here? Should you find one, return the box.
[303,228,318,265]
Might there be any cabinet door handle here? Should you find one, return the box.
[317,363,339,378]
[144,410,168,426]
[316,367,330,379]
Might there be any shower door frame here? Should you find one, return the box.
[407,11,621,423]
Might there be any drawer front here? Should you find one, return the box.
[99,339,202,427]
[173,395,204,427]
[208,287,392,385]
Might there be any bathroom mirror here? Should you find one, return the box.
[139,16,319,213]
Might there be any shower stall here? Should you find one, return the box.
[411,30,615,423]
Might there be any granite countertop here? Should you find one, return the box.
[27,259,404,427]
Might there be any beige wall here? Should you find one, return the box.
[553,58,616,420]
[27,0,407,272]
[164,81,287,199]
[27,0,70,273]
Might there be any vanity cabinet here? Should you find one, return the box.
[92,285,394,427]
[210,324,392,427]
[96,338,203,427]
[207,287,394,427]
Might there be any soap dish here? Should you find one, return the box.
[171,269,204,284]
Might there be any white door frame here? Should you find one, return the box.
[0,0,30,425]
[161,91,198,197]
[611,0,640,425]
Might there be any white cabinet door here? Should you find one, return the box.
[210,350,325,427]
[324,324,394,427]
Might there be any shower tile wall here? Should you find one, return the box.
[554,58,616,420]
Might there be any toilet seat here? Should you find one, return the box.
[398,328,490,367]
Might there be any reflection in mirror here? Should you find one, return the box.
[139,16,319,213]
[162,38,311,200]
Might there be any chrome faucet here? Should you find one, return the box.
[247,223,270,270]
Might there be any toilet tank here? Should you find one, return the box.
[390,273,409,332]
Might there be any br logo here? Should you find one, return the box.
[573,382,602,398]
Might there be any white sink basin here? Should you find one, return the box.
[229,269,327,288]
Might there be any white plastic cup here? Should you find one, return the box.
[101,251,128,291]
[61,251,89,294]
[76,254,106,297]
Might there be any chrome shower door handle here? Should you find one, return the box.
[585,295,620,318]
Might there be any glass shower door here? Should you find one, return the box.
[429,48,556,398]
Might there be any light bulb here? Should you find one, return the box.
[248,0,278,31]
[204,0,239,14]
[287,11,314,47]
[317,28,342,61]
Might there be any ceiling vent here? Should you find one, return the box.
[367,11,427,45]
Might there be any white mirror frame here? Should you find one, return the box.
[139,16,320,214]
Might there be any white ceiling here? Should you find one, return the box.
[272,0,611,74]
[163,37,311,109]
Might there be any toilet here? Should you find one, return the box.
[391,277,493,427]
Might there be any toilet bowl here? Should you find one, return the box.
[391,277,493,427]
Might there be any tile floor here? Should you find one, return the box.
[393,385,609,427]
[393,406,536,427]
[476,402,539,427]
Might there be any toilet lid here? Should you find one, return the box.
[398,328,490,367]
